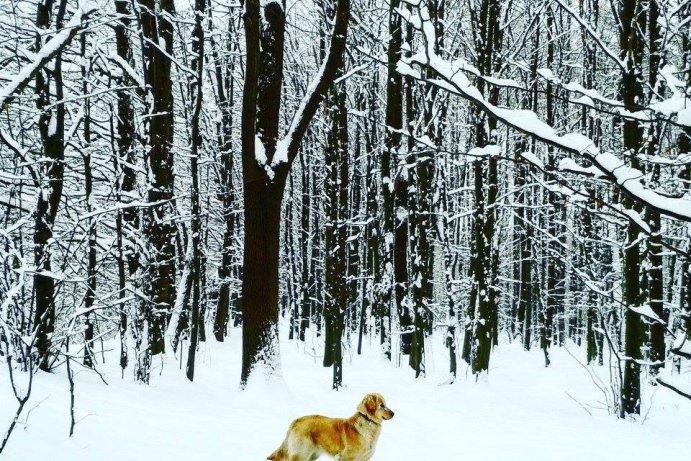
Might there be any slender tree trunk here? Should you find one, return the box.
[286,175,298,338]
[299,149,311,341]
[438,154,457,378]
[186,0,206,382]
[33,0,68,371]
[545,6,565,352]
[379,0,404,361]
[114,0,137,373]
[311,163,323,336]
[466,0,502,374]
[361,81,380,354]
[139,0,177,369]
[528,22,551,367]
[646,0,664,376]
[212,10,239,342]
[580,0,600,365]
[81,31,96,368]
[582,204,599,364]
[678,2,691,341]
[324,82,349,388]
[516,147,533,351]
[619,0,646,416]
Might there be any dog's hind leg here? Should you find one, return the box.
[267,441,288,461]
[266,450,283,461]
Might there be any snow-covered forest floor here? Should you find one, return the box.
[2,324,690,461]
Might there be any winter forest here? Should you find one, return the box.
[1,0,691,458]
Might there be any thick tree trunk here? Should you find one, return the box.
[311,164,324,336]
[114,0,139,276]
[241,180,285,383]
[239,0,350,386]
[240,0,283,385]
[470,150,491,373]
[578,0,600,366]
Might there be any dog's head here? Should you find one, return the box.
[357,393,394,423]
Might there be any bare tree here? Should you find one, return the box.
[239,0,350,386]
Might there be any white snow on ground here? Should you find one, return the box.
[2,326,691,461]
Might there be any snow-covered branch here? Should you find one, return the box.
[0,2,97,108]
[272,0,351,170]
[551,0,625,71]
[397,2,691,222]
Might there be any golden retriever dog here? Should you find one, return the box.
[267,393,394,461]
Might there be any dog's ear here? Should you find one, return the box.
[358,394,378,416]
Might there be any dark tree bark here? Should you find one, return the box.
[212,9,240,342]
[240,0,350,386]
[311,160,324,336]
[115,0,140,276]
[81,32,96,368]
[377,0,405,361]
[679,2,691,340]
[544,6,565,354]
[408,0,445,376]
[33,0,68,371]
[515,16,540,352]
[114,154,128,374]
[438,154,457,378]
[578,0,601,366]
[515,146,534,351]
[298,148,311,341]
[114,0,137,372]
[323,83,349,389]
[582,203,599,364]
[645,0,665,376]
[240,0,285,385]
[360,76,380,354]
[287,175,299,340]
[185,0,206,382]
[138,0,177,372]
[466,0,502,374]
[393,151,411,357]
[619,0,646,417]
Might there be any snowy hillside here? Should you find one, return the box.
[2,327,690,461]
